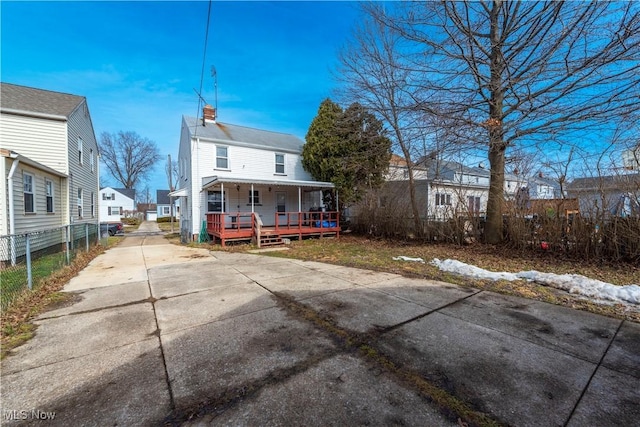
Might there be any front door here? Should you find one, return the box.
[276,192,286,225]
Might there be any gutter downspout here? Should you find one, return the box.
[8,156,20,265]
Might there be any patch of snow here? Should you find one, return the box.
[431,258,520,281]
[393,256,425,263]
[430,258,640,306]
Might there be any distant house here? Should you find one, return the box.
[378,156,560,221]
[567,173,640,218]
[99,187,135,223]
[156,189,177,219]
[172,105,338,245]
[0,83,100,236]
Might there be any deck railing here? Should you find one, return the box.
[274,211,340,231]
[206,212,255,234]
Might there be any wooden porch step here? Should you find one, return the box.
[260,234,283,247]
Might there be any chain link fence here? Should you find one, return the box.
[0,223,104,310]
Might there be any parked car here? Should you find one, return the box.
[100,222,124,237]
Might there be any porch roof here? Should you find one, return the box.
[168,188,188,197]
[201,176,334,192]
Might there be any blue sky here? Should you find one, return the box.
[1,1,362,195]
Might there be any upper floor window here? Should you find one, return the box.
[45,179,54,213]
[90,148,94,172]
[275,153,285,174]
[77,188,83,218]
[91,192,95,217]
[102,192,116,200]
[23,172,35,213]
[435,193,451,206]
[78,138,84,165]
[216,146,228,169]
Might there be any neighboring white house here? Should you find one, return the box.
[99,187,135,223]
[379,156,560,221]
[172,105,335,242]
[0,83,100,236]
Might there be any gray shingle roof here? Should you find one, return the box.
[183,116,304,153]
[1,82,85,117]
[568,173,640,192]
[156,190,170,205]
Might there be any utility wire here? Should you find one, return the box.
[193,0,213,139]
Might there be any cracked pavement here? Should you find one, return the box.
[1,221,638,426]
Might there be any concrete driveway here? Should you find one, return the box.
[1,221,638,426]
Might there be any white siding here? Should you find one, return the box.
[98,187,135,222]
[0,114,67,173]
[0,159,7,234]
[196,139,313,182]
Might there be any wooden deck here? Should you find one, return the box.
[206,211,340,247]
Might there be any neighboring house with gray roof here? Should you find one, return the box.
[156,189,177,219]
[99,187,135,222]
[0,83,100,239]
[567,173,640,218]
[173,105,337,243]
[380,157,530,220]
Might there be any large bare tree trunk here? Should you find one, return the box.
[485,0,506,243]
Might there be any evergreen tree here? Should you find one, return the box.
[303,99,391,210]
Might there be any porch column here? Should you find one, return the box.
[251,184,255,213]
[221,183,225,212]
[298,187,301,212]
[335,189,339,212]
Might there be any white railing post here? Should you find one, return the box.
[85,223,89,252]
[26,233,32,290]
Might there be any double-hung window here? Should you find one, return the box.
[78,138,83,165]
[90,148,94,172]
[216,146,228,169]
[77,188,83,218]
[275,153,285,174]
[45,179,54,213]
[435,193,451,206]
[207,191,223,212]
[91,192,95,217]
[23,173,35,213]
[108,206,121,216]
[249,190,260,205]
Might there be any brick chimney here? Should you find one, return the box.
[202,104,216,125]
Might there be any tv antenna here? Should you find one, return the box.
[211,65,218,120]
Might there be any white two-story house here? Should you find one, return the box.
[172,105,338,245]
[0,83,100,236]
[99,187,135,223]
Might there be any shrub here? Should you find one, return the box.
[157,216,177,223]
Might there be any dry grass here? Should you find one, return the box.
[1,243,111,359]
[259,235,639,323]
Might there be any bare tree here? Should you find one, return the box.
[337,14,439,236]
[165,156,179,192]
[359,1,639,243]
[100,131,162,189]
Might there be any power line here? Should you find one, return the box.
[193,0,213,138]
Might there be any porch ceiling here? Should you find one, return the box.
[201,176,334,192]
